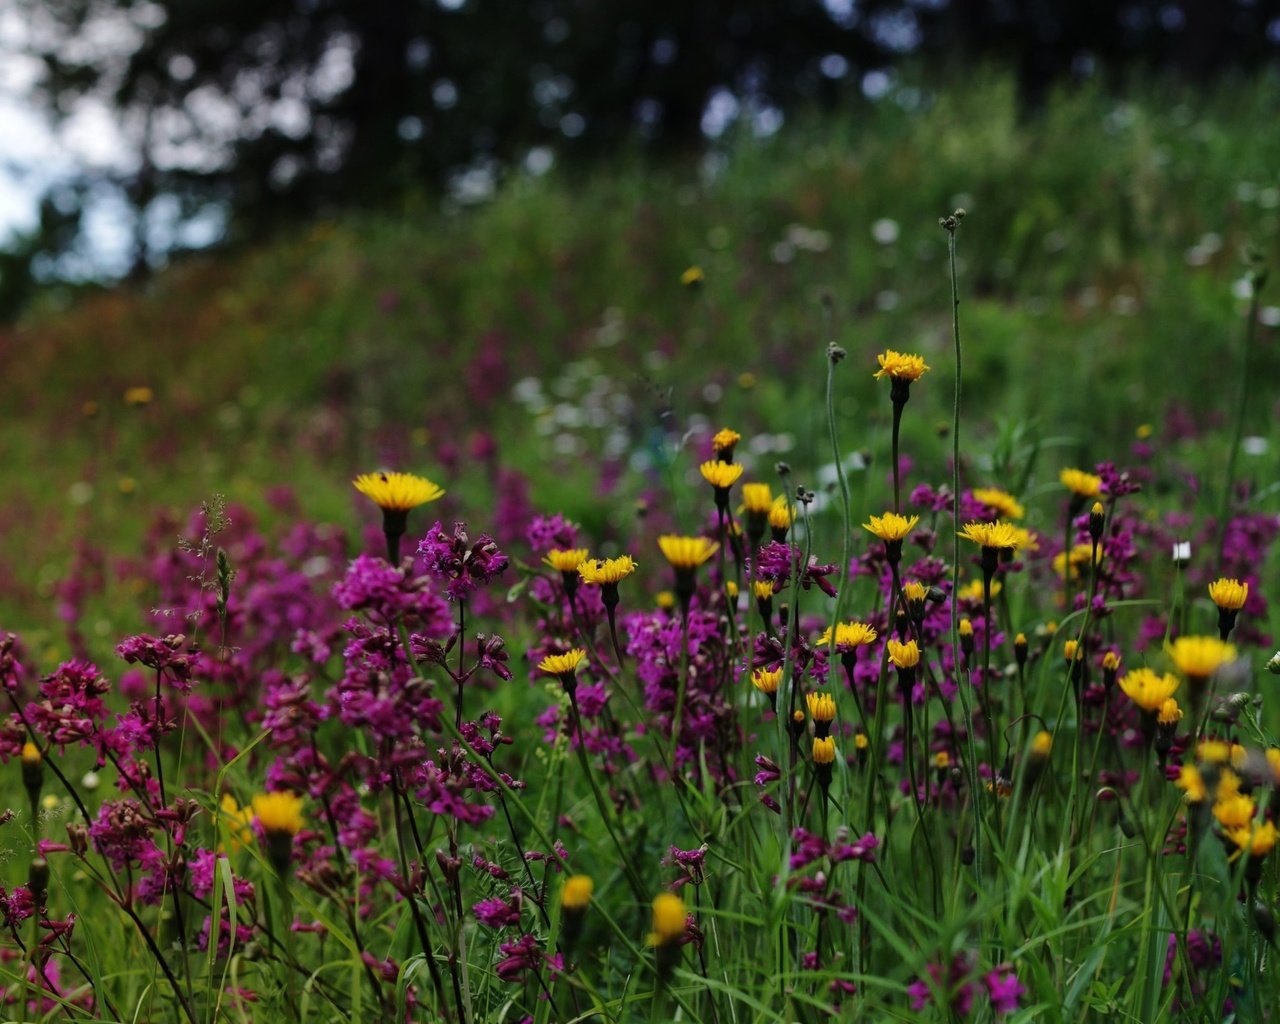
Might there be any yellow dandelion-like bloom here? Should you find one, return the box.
[768,496,793,532]
[958,521,1023,550]
[658,535,719,570]
[1208,578,1249,612]
[1157,698,1182,726]
[873,350,931,382]
[932,751,951,770]
[1059,468,1103,499]
[806,692,836,723]
[220,793,255,851]
[544,548,589,573]
[124,385,154,406]
[562,875,594,911]
[902,580,928,604]
[741,483,774,514]
[1213,793,1256,830]
[700,460,744,491]
[711,428,741,454]
[1102,651,1122,672]
[538,649,587,676]
[1063,639,1083,662]
[655,591,675,610]
[1053,543,1102,580]
[863,512,919,543]
[21,742,41,767]
[1217,768,1242,800]
[1136,423,1154,439]
[1228,820,1279,858]
[578,555,637,585]
[818,622,878,650]
[959,618,974,638]
[1267,748,1280,785]
[648,892,687,946]
[854,733,869,751]
[751,668,782,695]
[252,791,305,838]
[1118,668,1180,712]
[1197,739,1231,765]
[752,580,776,599]
[1175,764,1207,803]
[353,471,445,511]
[812,736,836,765]
[971,487,1025,520]
[959,579,1001,602]
[1167,636,1236,680]
[681,266,705,287]
[887,639,921,670]
[1030,731,1053,758]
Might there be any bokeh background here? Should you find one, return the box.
[2,0,1279,656]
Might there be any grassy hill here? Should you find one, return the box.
[3,67,1279,650]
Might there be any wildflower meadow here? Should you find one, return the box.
[5,80,1280,1024]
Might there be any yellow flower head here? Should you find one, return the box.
[545,548,589,573]
[1208,578,1249,612]
[353,471,445,511]
[648,892,687,946]
[751,667,782,695]
[863,512,919,543]
[220,793,255,851]
[741,483,773,514]
[655,591,675,610]
[806,691,836,723]
[21,742,41,766]
[1053,543,1102,580]
[812,736,837,765]
[124,385,154,406]
[538,649,587,677]
[252,791,305,838]
[959,579,1001,602]
[1167,636,1237,680]
[1213,792,1256,830]
[1197,739,1231,765]
[768,496,794,531]
[681,266,705,287]
[1102,651,1121,672]
[658,535,718,570]
[562,875,594,911]
[971,487,1025,520]
[873,350,930,382]
[752,580,776,600]
[1267,748,1280,785]
[887,639,921,670]
[1063,639,1083,662]
[958,521,1023,551]
[818,621,878,650]
[1228,820,1278,858]
[854,733,869,751]
[1030,731,1053,759]
[711,428,741,454]
[700,460,744,489]
[903,580,928,604]
[578,555,637,585]
[933,751,951,770]
[1118,668,1180,712]
[1157,698,1182,726]
[959,618,974,638]
[1176,764,1206,803]
[1059,468,1103,499]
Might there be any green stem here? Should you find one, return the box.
[1218,264,1265,569]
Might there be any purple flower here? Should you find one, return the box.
[983,966,1025,1015]
[474,894,523,928]
[495,933,542,982]
[417,522,510,601]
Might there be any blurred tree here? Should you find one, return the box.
[9,0,1280,291]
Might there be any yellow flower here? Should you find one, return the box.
[21,742,41,766]
[752,580,776,599]
[1053,544,1102,580]
[817,622,878,650]
[812,736,836,765]
[1063,639,1083,662]
[1267,748,1280,785]
[648,892,687,946]
[1157,698,1182,726]
[854,733,869,751]
[933,751,951,770]
[700,460,744,490]
[655,591,675,610]
[538,649,587,676]
[252,791,305,838]
[1136,423,1154,439]
[1059,468,1103,499]
[544,548,589,572]
[1167,636,1236,680]
[959,618,974,638]
[681,266,705,287]
[1102,651,1121,672]
[353,471,445,511]
[1217,768,1241,800]
[902,580,928,604]
[1175,764,1206,803]
[887,639,920,670]
[959,579,1001,602]
[562,875,594,911]
[1208,578,1249,612]
[711,428,740,454]
[971,487,1025,520]
[578,555,637,585]
[123,385,154,406]
[1213,793,1256,830]
[958,521,1023,550]
[873,350,930,382]
[768,497,793,532]
[806,692,836,723]
[1197,739,1231,765]
[1118,668,1180,712]
[862,512,919,543]
[751,668,782,695]
[741,483,774,514]
[1228,820,1278,858]
[1030,731,1053,759]
[658,535,718,570]
[220,793,255,851]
